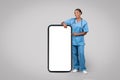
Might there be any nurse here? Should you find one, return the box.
[61,8,89,74]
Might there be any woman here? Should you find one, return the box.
[61,8,89,74]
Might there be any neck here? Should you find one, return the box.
[76,17,82,22]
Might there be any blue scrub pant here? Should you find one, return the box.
[72,45,86,71]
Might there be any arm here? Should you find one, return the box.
[61,18,72,28]
[72,32,87,36]
[61,21,67,28]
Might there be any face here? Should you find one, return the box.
[74,10,81,18]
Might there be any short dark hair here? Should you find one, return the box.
[75,8,82,14]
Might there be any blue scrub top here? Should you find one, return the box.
[64,18,89,46]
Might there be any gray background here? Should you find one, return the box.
[0,0,120,80]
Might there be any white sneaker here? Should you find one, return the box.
[72,69,78,72]
[82,70,88,74]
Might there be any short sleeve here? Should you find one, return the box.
[83,22,89,32]
[64,18,72,25]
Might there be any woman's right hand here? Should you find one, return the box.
[61,22,67,28]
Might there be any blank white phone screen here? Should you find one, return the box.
[48,25,71,72]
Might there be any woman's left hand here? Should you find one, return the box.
[72,32,79,36]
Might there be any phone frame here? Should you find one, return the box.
[47,24,72,72]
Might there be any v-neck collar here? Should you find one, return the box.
[75,18,83,23]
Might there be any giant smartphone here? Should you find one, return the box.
[48,25,72,72]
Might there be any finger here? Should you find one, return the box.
[64,26,67,28]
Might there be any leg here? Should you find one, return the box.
[72,45,79,70]
[78,45,86,71]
